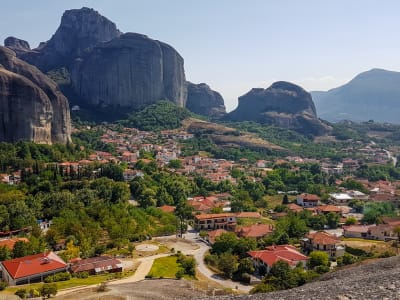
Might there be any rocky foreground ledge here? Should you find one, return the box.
[203,255,400,300]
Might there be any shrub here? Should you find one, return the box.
[0,281,7,291]
[15,288,27,298]
[75,271,89,278]
[175,269,184,279]
[45,271,71,283]
[314,265,330,274]
[204,254,218,267]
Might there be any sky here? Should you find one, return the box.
[1,0,400,111]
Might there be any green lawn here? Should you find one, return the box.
[148,256,180,279]
[2,272,128,294]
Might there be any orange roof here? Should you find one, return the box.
[207,229,228,244]
[287,203,303,212]
[306,231,341,246]
[318,205,342,213]
[299,193,320,201]
[194,213,235,221]
[236,224,274,238]
[159,205,176,213]
[0,238,29,250]
[248,245,308,267]
[235,212,261,219]
[2,252,67,279]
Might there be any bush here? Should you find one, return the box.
[345,246,372,257]
[314,265,330,274]
[45,271,71,283]
[75,271,89,278]
[15,288,26,299]
[0,281,7,291]
[204,254,218,267]
[175,269,184,279]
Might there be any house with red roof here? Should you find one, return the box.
[0,238,29,251]
[248,245,308,274]
[70,256,122,275]
[206,229,228,244]
[194,213,237,231]
[301,231,345,259]
[296,193,320,208]
[236,224,274,239]
[1,252,67,285]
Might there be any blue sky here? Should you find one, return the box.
[1,0,400,111]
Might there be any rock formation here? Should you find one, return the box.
[17,7,121,72]
[70,32,186,109]
[226,81,330,136]
[6,7,187,113]
[0,46,71,143]
[4,37,31,55]
[186,82,226,118]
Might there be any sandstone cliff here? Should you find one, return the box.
[70,32,186,109]
[226,81,330,136]
[18,7,121,72]
[186,82,226,118]
[0,46,71,143]
[6,7,187,113]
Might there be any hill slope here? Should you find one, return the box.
[312,68,400,123]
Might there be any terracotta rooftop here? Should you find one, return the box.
[306,231,341,245]
[0,238,29,250]
[299,193,320,201]
[236,224,274,238]
[159,205,176,213]
[70,256,122,273]
[235,212,261,219]
[194,213,235,221]
[2,252,67,279]
[248,245,308,267]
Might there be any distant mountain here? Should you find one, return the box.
[312,69,400,123]
[225,81,331,136]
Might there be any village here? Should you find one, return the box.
[0,124,400,298]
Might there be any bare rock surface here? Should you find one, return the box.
[204,256,400,300]
[226,81,330,136]
[186,82,226,118]
[0,46,71,143]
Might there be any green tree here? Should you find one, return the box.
[217,252,238,278]
[326,212,340,229]
[308,251,329,269]
[12,240,30,258]
[39,283,58,299]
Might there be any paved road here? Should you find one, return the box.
[183,229,252,293]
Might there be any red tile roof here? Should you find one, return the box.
[0,238,29,250]
[248,245,308,267]
[159,205,176,213]
[2,252,67,279]
[235,212,261,219]
[236,224,274,238]
[306,231,341,246]
[318,205,342,213]
[194,213,235,221]
[70,256,122,273]
[207,229,228,244]
[287,203,303,212]
[299,193,320,201]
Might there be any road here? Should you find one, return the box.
[183,229,253,293]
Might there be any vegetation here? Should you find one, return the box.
[147,253,195,279]
[121,101,191,131]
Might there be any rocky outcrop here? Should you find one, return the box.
[0,46,71,143]
[7,7,187,112]
[15,7,121,72]
[4,37,31,55]
[186,82,226,118]
[226,81,330,136]
[70,32,186,109]
[207,255,400,300]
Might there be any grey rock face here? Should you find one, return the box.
[186,82,226,118]
[226,81,330,136]
[4,37,31,55]
[70,32,186,109]
[19,7,121,71]
[0,46,71,143]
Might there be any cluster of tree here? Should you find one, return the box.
[175,252,196,279]
[121,101,191,131]
[361,202,396,224]
[0,141,88,172]
[356,164,400,181]
[15,283,57,299]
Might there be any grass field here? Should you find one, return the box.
[2,270,135,295]
[148,256,181,279]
